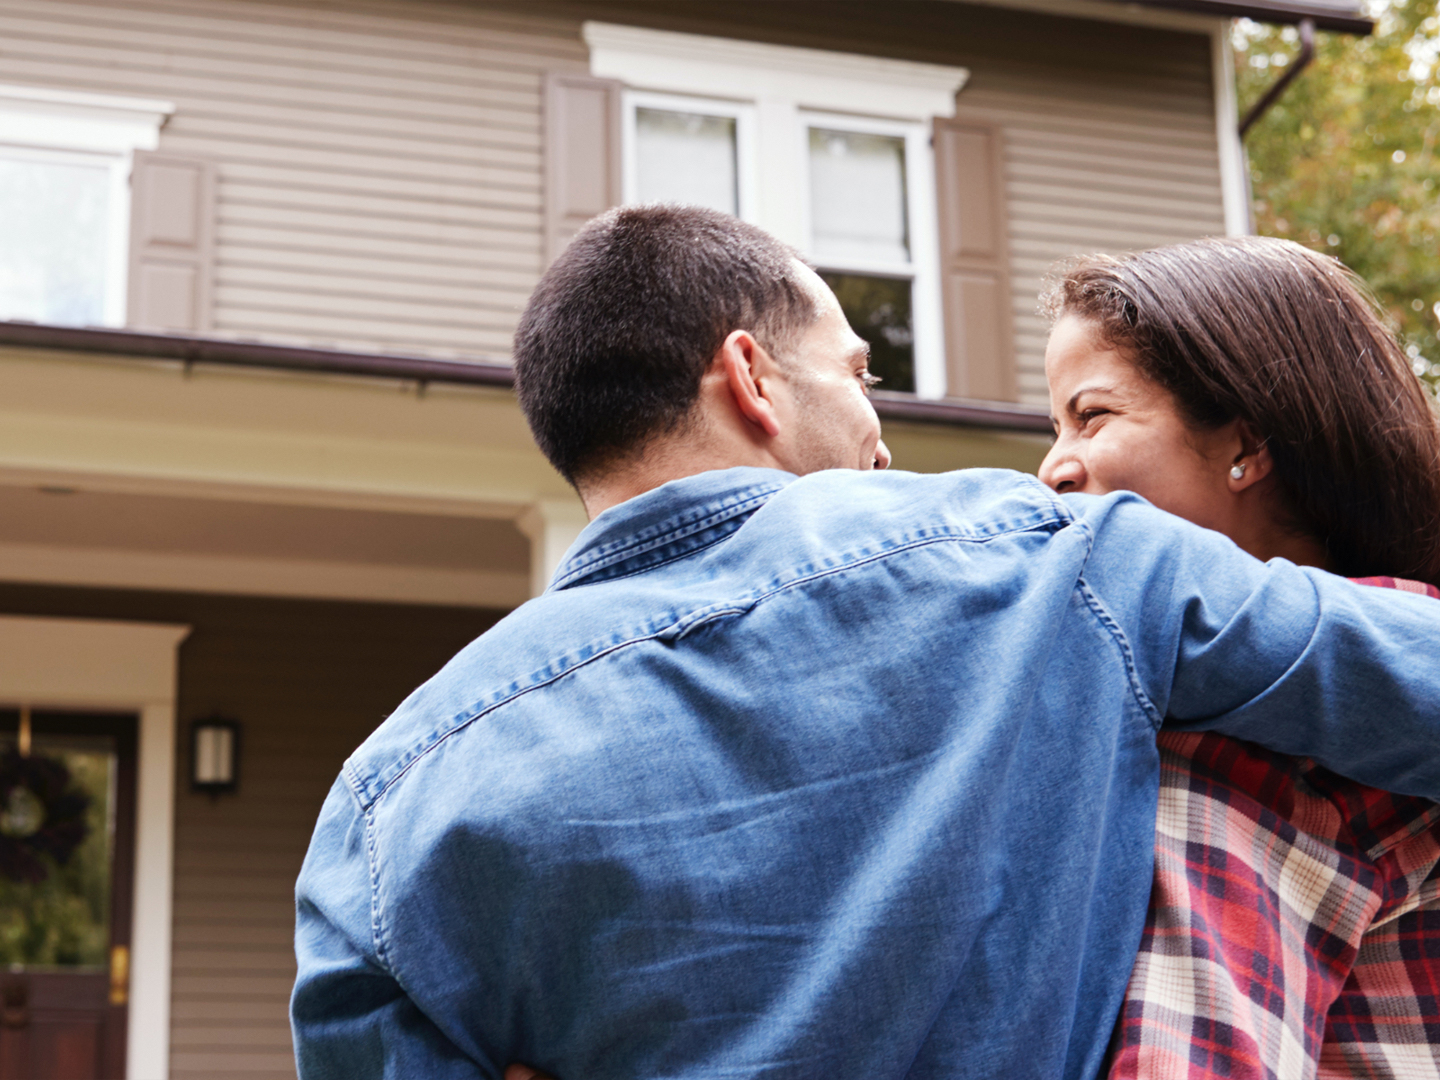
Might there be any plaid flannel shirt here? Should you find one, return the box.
[1108,576,1440,1080]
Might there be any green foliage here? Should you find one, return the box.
[0,748,111,969]
[1235,2,1440,390]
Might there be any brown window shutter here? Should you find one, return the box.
[127,150,216,332]
[543,73,623,265]
[933,117,1017,402]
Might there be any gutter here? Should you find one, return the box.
[1238,17,1316,138]
[0,321,1055,434]
[1135,2,1367,34]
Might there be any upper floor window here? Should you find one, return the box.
[624,92,754,219]
[806,117,929,394]
[591,22,967,398]
[0,84,173,328]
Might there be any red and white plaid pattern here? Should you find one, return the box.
[1108,577,1440,1080]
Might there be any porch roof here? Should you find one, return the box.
[0,321,1055,435]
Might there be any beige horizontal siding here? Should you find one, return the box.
[1,0,1228,391]
[0,0,586,358]
[960,85,1226,404]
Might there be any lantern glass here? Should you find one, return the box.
[191,719,239,793]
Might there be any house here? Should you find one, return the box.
[0,0,1366,1076]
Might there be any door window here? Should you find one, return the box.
[0,710,136,1080]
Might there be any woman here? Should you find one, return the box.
[1039,236,1440,1080]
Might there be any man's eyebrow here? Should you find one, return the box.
[851,342,872,365]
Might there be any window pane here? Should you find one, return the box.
[809,129,909,266]
[821,272,914,393]
[0,156,110,327]
[0,733,115,970]
[635,108,738,216]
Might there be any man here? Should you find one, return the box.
[292,206,1440,1080]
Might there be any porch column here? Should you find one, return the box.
[517,498,589,598]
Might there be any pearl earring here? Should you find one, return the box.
[1230,464,1247,480]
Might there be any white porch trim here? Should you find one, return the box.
[0,540,529,610]
[517,499,589,597]
[0,614,191,1080]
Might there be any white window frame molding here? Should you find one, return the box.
[0,84,175,327]
[586,21,968,400]
[0,614,190,1080]
[621,89,759,220]
[800,110,946,399]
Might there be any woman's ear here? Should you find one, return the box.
[1228,420,1273,491]
[719,330,782,439]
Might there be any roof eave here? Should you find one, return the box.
[1131,0,1372,33]
[0,322,1054,435]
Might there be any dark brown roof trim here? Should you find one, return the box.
[868,390,1053,432]
[1132,0,1371,33]
[0,321,516,387]
[0,321,1054,434]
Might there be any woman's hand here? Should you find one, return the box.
[505,1065,553,1080]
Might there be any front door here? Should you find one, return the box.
[0,710,137,1080]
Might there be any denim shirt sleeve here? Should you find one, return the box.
[291,777,490,1080]
[1072,491,1440,799]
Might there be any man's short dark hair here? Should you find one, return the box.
[513,204,817,486]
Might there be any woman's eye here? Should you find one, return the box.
[859,372,881,394]
[1078,408,1108,427]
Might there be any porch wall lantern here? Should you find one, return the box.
[191,717,240,795]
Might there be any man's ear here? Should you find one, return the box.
[718,330,782,439]
[1228,420,1274,491]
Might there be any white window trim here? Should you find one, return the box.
[621,90,759,220]
[0,614,190,1080]
[800,111,946,399]
[0,83,174,327]
[586,21,968,400]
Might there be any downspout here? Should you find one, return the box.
[1238,18,1315,138]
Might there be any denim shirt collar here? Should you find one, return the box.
[550,467,796,592]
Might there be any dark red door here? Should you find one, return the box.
[0,710,137,1080]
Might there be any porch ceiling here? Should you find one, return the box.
[0,482,532,609]
[0,334,1049,606]
[0,485,530,570]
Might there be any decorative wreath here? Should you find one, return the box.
[0,749,90,885]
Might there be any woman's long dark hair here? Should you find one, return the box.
[1043,236,1440,587]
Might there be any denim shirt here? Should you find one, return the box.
[292,467,1440,1080]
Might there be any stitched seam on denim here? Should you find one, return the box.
[341,757,365,805]
[583,483,781,561]
[1019,472,1075,522]
[558,476,1069,588]
[674,607,749,639]
[576,528,745,587]
[731,529,1059,622]
[361,519,1069,808]
[363,803,396,977]
[1074,572,1164,731]
[555,487,782,586]
[361,632,675,809]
